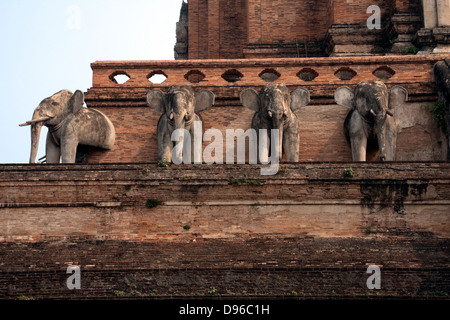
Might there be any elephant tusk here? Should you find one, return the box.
[19,116,54,127]
[370,109,377,117]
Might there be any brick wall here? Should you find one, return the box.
[220,0,248,58]
[186,0,423,59]
[394,0,422,13]
[0,163,449,299]
[247,0,333,44]
[189,0,248,59]
[1,237,449,299]
[0,163,449,241]
[333,0,395,25]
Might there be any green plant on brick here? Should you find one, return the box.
[208,288,217,296]
[130,290,141,297]
[432,100,447,132]
[146,199,162,209]
[183,225,191,231]
[402,45,419,55]
[372,38,399,55]
[114,290,125,297]
[343,167,354,178]
[422,100,447,133]
[158,159,171,168]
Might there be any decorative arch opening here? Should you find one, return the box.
[110,71,131,85]
[221,69,244,83]
[185,70,206,83]
[259,69,281,82]
[297,68,319,82]
[148,70,168,84]
[334,67,357,81]
[373,66,396,80]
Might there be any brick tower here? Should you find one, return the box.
[178,0,450,59]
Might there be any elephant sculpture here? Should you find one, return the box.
[147,86,215,163]
[334,81,407,162]
[240,84,310,162]
[434,59,450,160]
[20,90,115,164]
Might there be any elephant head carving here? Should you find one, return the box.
[20,90,115,164]
[240,84,310,162]
[335,81,407,161]
[147,86,215,163]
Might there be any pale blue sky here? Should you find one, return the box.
[0,0,182,163]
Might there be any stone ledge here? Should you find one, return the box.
[0,163,448,241]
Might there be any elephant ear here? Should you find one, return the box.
[334,86,354,109]
[389,86,408,110]
[146,89,165,114]
[195,90,215,113]
[240,88,259,112]
[290,87,310,111]
[67,90,85,115]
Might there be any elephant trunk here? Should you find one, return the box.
[270,117,284,161]
[30,122,43,164]
[376,113,387,161]
[176,130,184,161]
[277,124,283,161]
[171,112,187,161]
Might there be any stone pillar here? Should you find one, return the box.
[433,0,450,52]
[416,0,450,53]
[437,0,450,26]
[422,0,438,28]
